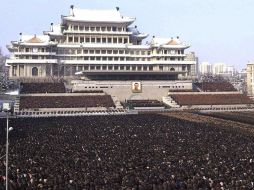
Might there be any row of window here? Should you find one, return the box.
[163,49,184,55]
[48,65,156,76]
[57,49,185,56]
[17,47,185,56]
[67,36,129,44]
[21,47,55,53]
[161,85,185,88]
[11,64,187,77]
[58,56,184,61]
[65,65,182,72]
[68,25,126,32]
[15,55,185,61]
[76,65,154,71]
[72,65,182,70]
[16,55,54,60]
[59,56,149,61]
[57,49,150,55]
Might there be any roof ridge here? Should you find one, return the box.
[26,35,44,43]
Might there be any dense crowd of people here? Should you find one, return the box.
[168,89,196,92]
[20,83,66,94]
[127,100,165,108]
[171,94,254,106]
[0,114,254,189]
[194,82,236,92]
[19,95,115,109]
[201,111,254,126]
[72,90,104,94]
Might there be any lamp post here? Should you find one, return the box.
[3,102,12,190]
[6,113,9,190]
[5,113,13,190]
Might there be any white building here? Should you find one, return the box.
[212,62,226,75]
[247,62,254,96]
[239,68,247,79]
[222,65,236,76]
[185,52,198,77]
[212,62,236,77]
[6,6,196,81]
[199,62,212,75]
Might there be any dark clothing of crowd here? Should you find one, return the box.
[20,83,66,94]
[0,114,254,189]
[72,90,104,94]
[127,100,164,107]
[171,94,254,106]
[194,82,236,92]
[19,95,115,109]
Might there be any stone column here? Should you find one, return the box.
[17,64,20,77]
[24,65,27,76]
[9,65,13,77]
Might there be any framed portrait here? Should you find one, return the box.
[132,82,142,93]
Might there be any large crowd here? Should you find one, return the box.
[71,90,104,94]
[20,83,66,94]
[19,95,115,109]
[200,111,254,126]
[1,114,254,189]
[194,82,236,92]
[171,94,254,106]
[127,100,165,108]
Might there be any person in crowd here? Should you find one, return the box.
[0,114,254,189]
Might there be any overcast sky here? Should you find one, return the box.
[1,0,254,70]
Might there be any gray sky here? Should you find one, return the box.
[1,0,254,70]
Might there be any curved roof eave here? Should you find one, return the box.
[16,42,57,46]
[151,44,191,49]
[62,17,135,25]
[162,44,191,49]
[46,32,63,36]
[134,34,149,39]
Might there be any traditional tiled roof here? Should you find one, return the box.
[63,8,135,23]
[166,39,180,45]
[151,37,190,48]
[10,34,53,46]
[26,36,44,43]
[151,38,170,45]
[21,35,49,43]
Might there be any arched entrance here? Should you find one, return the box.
[32,67,38,76]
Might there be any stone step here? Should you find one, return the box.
[162,96,180,108]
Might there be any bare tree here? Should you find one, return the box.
[0,47,9,93]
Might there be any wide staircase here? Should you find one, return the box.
[248,96,254,101]
[111,95,123,109]
[162,96,180,108]
[193,83,203,92]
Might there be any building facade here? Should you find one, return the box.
[6,6,196,80]
[199,62,213,75]
[247,63,254,96]
[212,62,226,75]
[185,52,198,77]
